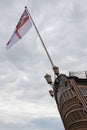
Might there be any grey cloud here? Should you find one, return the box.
[30,116,64,130]
[0,116,64,130]
[0,0,87,130]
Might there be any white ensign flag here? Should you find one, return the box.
[6,8,32,49]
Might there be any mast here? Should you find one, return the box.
[25,6,54,68]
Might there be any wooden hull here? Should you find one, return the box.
[54,75,87,130]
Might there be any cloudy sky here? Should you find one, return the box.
[0,0,87,130]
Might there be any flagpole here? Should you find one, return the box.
[25,6,54,68]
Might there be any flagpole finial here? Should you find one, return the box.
[25,6,27,9]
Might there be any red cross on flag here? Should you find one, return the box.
[6,8,32,49]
